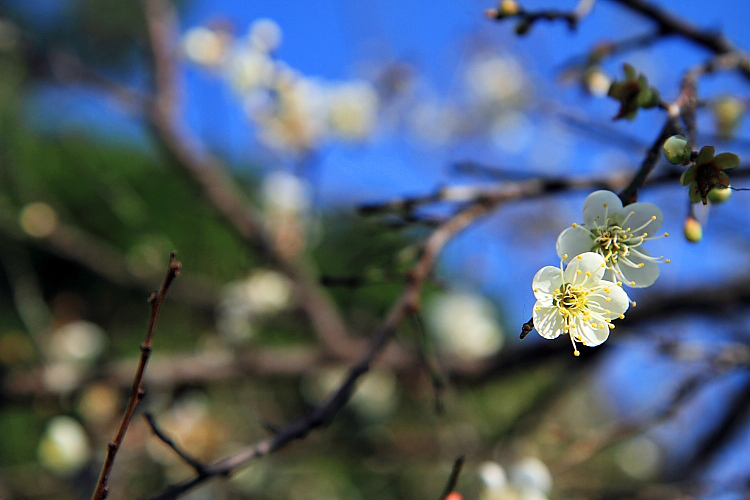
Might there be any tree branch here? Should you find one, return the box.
[91,253,181,500]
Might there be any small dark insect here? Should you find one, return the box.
[520,318,534,339]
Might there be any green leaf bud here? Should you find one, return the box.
[663,135,691,165]
[707,185,732,204]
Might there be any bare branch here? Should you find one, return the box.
[607,0,750,81]
[144,412,208,476]
[91,253,181,500]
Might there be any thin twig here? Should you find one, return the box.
[486,0,597,33]
[91,253,181,500]
[410,312,447,415]
[439,455,466,500]
[144,412,208,475]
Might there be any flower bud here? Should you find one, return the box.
[683,216,702,243]
[707,185,732,204]
[713,96,745,139]
[499,0,520,15]
[663,135,691,165]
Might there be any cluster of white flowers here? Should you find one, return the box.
[531,191,668,355]
[183,19,379,155]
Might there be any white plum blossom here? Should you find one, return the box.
[532,252,629,356]
[426,292,504,360]
[556,190,669,288]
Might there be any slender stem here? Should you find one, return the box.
[91,253,181,500]
[144,412,207,475]
[439,455,466,500]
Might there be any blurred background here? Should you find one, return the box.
[1,0,750,498]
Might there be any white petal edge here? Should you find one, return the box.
[576,317,610,346]
[532,266,563,298]
[583,190,623,227]
[563,252,606,285]
[592,280,630,316]
[556,226,595,263]
[533,304,565,340]
[619,250,660,288]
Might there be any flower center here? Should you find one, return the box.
[592,225,628,263]
[553,283,588,315]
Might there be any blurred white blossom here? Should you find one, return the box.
[615,436,661,480]
[38,416,90,475]
[426,292,504,360]
[247,18,282,53]
[217,269,294,342]
[479,458,552,500]
[184,19,380,155]
[183,26,230,66]
[466,55,525,107]
[47,320,106,363]
[327,81,379,140]
[262,170,312,215]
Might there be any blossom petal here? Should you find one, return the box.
[576,318,610,347]
[583,191,623,227]
[715,152,740,170]
[617,202,663,235]
[680,166,696,186]
[619,249,660,287]
[533,304,565,340]
[563,252,606,285]
[717,171,731,187]
[589,281,629,316]
[532,266,563,296]
[556,226,595,263]
[689,183,702,203]
[694,145,715,165]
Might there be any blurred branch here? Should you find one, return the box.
[0,241,51,353]
[0,207,217,308]
[618,118,679,204]
[139,0,357,360]
[359,164,750,217]
[486,0,597,33]
[91,253,181,500]
[146,179,510,498]
[606,0,750,81]
[556,339,750,475]
[556,30,666,72]
[683,379,750,477]
[554,371,713,473]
